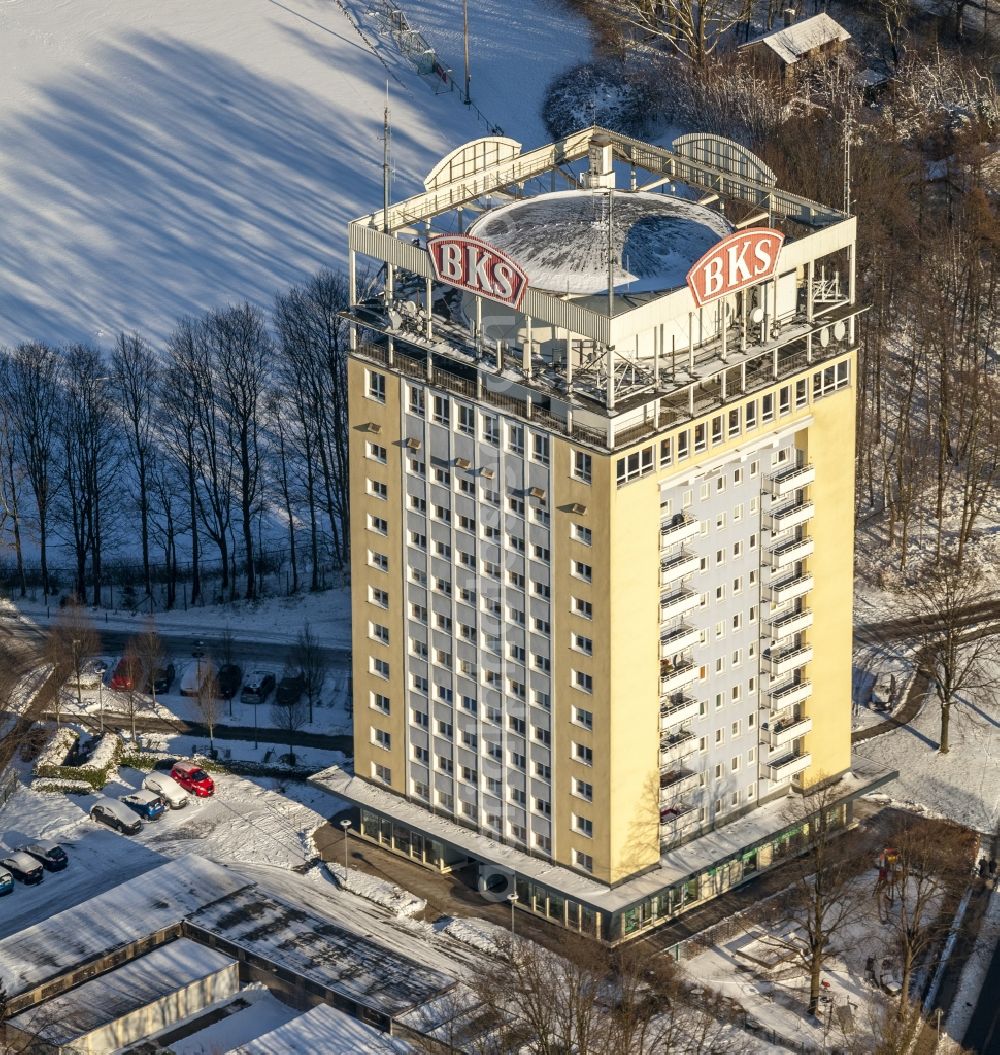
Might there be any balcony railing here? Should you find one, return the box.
[660,693,700,728]
[659,803,700,839]
[660,623,701,657]
[660,662,699,697]
[660,728,697,765]
[767,573,814,606]
[660,588,700,621]
[770,536,815,570]
[770,464,816,499]
[768,608,814,641]
[767,715,813,749]
[660,515,701,548]
[764,644,814,679]
[767,499,815,534]
[768,752,812,782]
[660,552,701,587]
[767,679,813,711]
[659,767,699,800]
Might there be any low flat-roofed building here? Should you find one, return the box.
[3,938,238,1055]
[234,1003,413,1055]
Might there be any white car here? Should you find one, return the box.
[143,771,189,809]
[179,659,219,697]
[75,659,109,689]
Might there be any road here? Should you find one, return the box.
[854,599,1000,647]
[963,903,1000,1054]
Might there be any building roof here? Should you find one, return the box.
[5,939,236,1045]
[741,13,851,65]
[0,855,251,999]
[234,1003,413,1055]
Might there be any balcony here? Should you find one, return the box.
[660,767,699,800]
[767,499,815,534]
[660,623,701,657]
[660,728,697,765]
[660,551,700,587]
[660,515,701,548]
[770,464,815,499]
[768,752,812,782]
[660,662,699,697]
[767,573,814,605]
[660,588,701,621]
[770,536,815,570]
[660,693,700,729]
[768,608,814,642]
[767,715,813,749]
[659,803,700,840]
[764,644,813,679]
[767,679,813,711]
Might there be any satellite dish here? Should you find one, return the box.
[819,327,830,347]
[402,300,417,317]
[750,307,765,325]
[833,321,847,341]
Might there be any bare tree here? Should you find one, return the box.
[270,674,309,766]
[44,599,101,715]
[112,332,158,603]
[0,356,27,597]
[604,0,752,65]
[759,786,870,1016]
[195,660,222,756]
[908,557,995,753]
[118,640,145,743]
[131,617,165,708]
[266,389,299,594]
[291,621,327,723]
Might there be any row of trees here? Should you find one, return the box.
[0,268,354,609]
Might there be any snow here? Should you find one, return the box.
[34,727,78,770]
[943,883,1000,1047]
[855,658,1000,832]
[325,860,427,917]
[0,0,591,347]
[741,13,851,65]
[440,916,510,953]
[233,1002,412,1055]
[469,190,732,296]
[152,988,302,1055]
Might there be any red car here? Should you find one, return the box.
[109,656,141,691]
[170,760,215,798]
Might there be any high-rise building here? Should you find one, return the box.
[314,129,895,942]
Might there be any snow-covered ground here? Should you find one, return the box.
[0,0,590,347]
[856,658,1000,833]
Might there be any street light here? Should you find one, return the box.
[72,638,82,711]
[508,891,519,943]
[339,819,352,878]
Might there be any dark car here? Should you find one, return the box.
[17,841,68,872]
[240,669,276,705]
[217,663,243,700]
[90,798,142,836]
[1,851,44,885]
[145,663,176,695]
[276,670,306,706]
[0,867,12,896]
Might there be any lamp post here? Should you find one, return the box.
[462,0,471,105]
[508,891,519,943]
[72,638,82,711]
[253,696,259,752]
[340,819,352,879]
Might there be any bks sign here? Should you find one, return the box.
[427,234,529,310]
[686,227,785,308]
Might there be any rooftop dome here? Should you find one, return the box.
[468,189,732,298]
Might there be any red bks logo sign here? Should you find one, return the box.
[427,234,529,310]
[686,228,785,308]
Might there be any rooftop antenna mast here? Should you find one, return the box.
[607,188,615,319]
[842,109,851,216]
[383,82,391,233]
[462,0,471,105]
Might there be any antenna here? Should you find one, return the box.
[842,109,851,216]
[383,83,391,233]
[607,189,615,318]
[462,0,471,105]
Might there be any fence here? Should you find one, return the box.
[0,767,18,811]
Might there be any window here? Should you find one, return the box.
[510,752,526,771]
[574,742,593,765]
[507,423,525,454]
[574,850,594,873]
[573,814,594,838]
[677,430,690,460]
[482,414,499,445]
[367,370,385,402]
[370,657,390,679]
[572,450,592,484]
[660,437,673,467]
[573,706,593,730]
[433,466,451,485]
[433,504,450,523]
[728,407,741,437]
[372,763,391,785]
[408,495,426,514]
[409,457,425,477]
[762,393,774,422]
[410,639,427,659]
[573,778,593,801]
[533,725,551,745]
[372,727,391,750]
[368,514,388,535]
[535,761,552,779]
[437,755,454,774]
[408,386,425,415]
[572,523,592,546]
[795,378,808,407]
[410,602,427,623]
[532,654,551,672]
[573,670,593,693]
[711,415,724,446]
[733,540,742,558]
[409,531,426,550]
[370,586,389,608]
[508,716,526,736]
[745,401,757,429]
[367,441,387,463]
[616,446,654,485]
[437,718,454,737]
[533,433,550,464]
[370,692,390,714]
[533,689,551,709]
[507,496,525,518]
[572,561,593,583]
[369,622,389,644]
[368,550,388,572]
[532,544,550,563]
[432,395,450,425]
[779,386,791,415]
[457,403,475,435]
[573,597,593,619]
[694,423,707,452]
[572,634,593,656]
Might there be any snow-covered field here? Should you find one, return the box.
[0,0,590,347]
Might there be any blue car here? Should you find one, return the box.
[0,867,12,896]
[121,790,165,822]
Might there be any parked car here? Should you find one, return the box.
[217,663,243,700]
[17,841,68,872]
[122,790,166,822]
[143,771,189,809]
[170,760,215,798]
[76,659,109,689]
[145,663,176,695]
[872,672,895,710]
[240,669,276,705]
[109,656,141,691]
[0,867,12,896]
[90,797,142,835]
[276,670,305,706]
[1,851,44,885]
[180,659,219,697]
